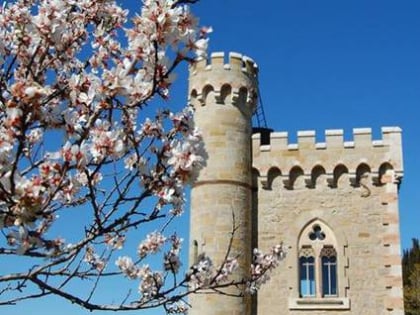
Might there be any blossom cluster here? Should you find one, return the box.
[163,234,183,273]
[115,256,164,299]
[247,244,286,294]
[114,241,284,311]
[84,246,105,272]
[138,231,167,258]
[0,0,211,309]
[0,0,284,312]
[188,254,215,288]
[166,301,189,314]
[116,232,184,298]
[187,253,241,289]
[186,244,285,294]
[0,0,206,256]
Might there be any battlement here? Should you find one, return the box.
[252,127,404,189]
[253,127,402,151]
[190,52,258,77]
[189,52,259,113]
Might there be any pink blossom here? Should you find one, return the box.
[137,265,163,299]
[0,0,283,311]
[116,256,140,280]
[138,231,166,258]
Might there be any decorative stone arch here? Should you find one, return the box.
[264,166,281,190]
[287,166,305,190]
[202,84,215,104]
[219,84,232,104]
[294,217,349,255]
[298,219,338,250]
[189,89,200,108]
[332,164,349,188]
[355,163,371,186]
[234,86,248,106]
[378,162,394,185]
[353,163,372,198]
[310,165,327,189]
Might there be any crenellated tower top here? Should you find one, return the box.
[188,52,259,116]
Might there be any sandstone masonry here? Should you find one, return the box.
[189,52,404,315]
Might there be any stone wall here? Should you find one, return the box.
[253,127,404,315]
[188,51,405,315]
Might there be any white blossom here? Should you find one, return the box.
[0,0,280,311]
[116,256,140,280]
[138,231,166,258]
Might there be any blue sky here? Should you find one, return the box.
[3,1,420,314]
[189,0,420,252]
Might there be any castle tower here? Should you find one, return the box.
[188,52,258,315]
[187,50,405,315]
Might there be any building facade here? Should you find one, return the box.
[188,52,405,315]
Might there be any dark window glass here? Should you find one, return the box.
[299,256,315,297]
[322,256,337,296]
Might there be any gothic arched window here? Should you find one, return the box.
[298,222,338,298]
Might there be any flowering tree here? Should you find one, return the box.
[0,0,284,313]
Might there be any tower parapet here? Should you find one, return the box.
[189,52,258,118]
[190,51,258,76]
[253,127,402,151]
[252,127,403,187]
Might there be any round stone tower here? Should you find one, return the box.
[188,52,259,315]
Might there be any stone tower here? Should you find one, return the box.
[189,52,405,315]
[188,52,259,315]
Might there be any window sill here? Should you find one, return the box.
[289,297,350,310]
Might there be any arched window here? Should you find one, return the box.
[299,256,315,297]
[298,221,338,298]
[321,246,337,296]
[299,246,315,297]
